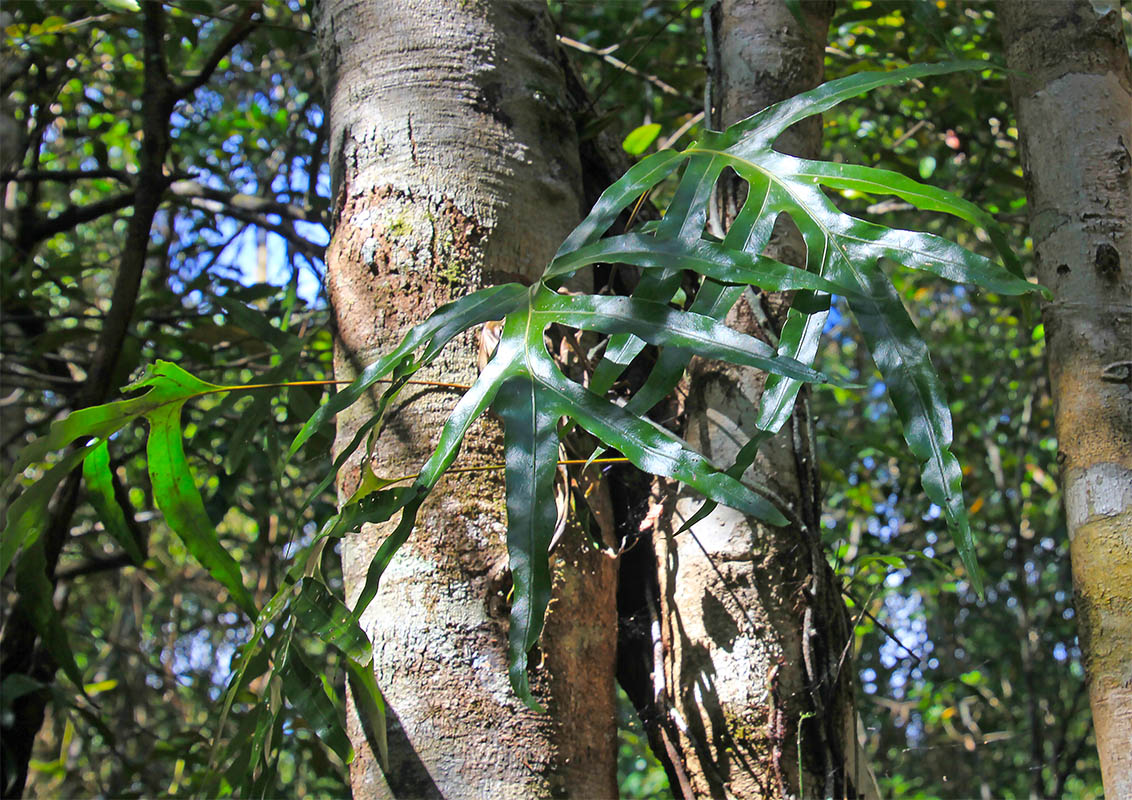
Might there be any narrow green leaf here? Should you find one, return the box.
[656,152,723,242]
[554,149,684,257]
[288,283,527,459]
[350,497,423,621]
[2,443,94,578]
[793,157,1030,280]
[82,440,144,565]
[291,578,372,664]
[726,61,989,147]
[494,377,560,709]
[531,352,786,525]
[145,402,257,616]
[413,326,518,490]
[845,266,980,592]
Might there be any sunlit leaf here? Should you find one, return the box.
[82,440,144,566]
[622,122,662,155]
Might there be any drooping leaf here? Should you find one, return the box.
[82,440,144,566]
[345,657,388,772]
[146,400,256,616]
[494,376,560,709]
[845,265,979,590]
[277,638,353,764]
[291,578,372,665]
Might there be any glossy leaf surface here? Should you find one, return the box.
[3,63,1047,723]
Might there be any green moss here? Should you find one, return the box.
[387,213,412,239]
[435,231,472,284]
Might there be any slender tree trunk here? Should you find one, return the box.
[315,1,618,798]
[999,2,1132,795]
[646,2,875,797]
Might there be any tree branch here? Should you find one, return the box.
[0,168,132,184]
[16,191,135,246]
[55,554,135,582]
[557,34,685,99]
[172,4,260,101]
[168,180,326,225]
[174,194,325,260]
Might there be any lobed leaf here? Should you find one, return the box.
[3,63,1046,729]
[532,292,831,384]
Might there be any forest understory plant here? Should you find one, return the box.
[2,61,1045,787]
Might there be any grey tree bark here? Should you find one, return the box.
[316,1,617,797]
[999,2,1132,795]
[647,1,877,797]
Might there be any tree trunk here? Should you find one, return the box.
[316,1,617,797]
[999,2,1132,795]
[646,2,875,798]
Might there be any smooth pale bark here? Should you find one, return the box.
[999,2,1132,795]
[650,1,876,798]
[316,1,617,797]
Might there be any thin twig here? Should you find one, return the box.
[0,168,132,184]
[656,111,705,151]
[557,35,683,98]
[172,4,260,100]
[841,587,922,666]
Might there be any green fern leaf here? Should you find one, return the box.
[2,62,1052,716]
[311,62,1045,699]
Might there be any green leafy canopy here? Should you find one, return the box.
[2,63,1045,719]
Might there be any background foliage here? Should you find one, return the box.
[2,1,1111,797]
